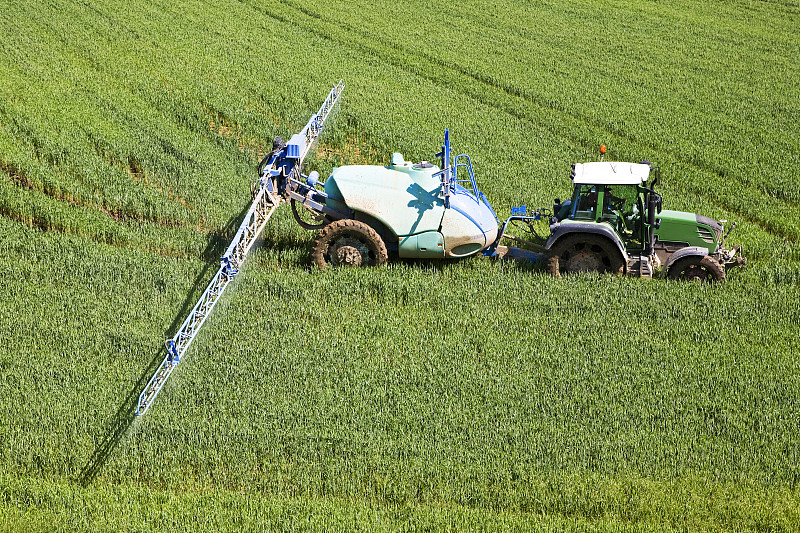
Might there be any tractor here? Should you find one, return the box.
[277,123,745,279]
[527,157,747,280]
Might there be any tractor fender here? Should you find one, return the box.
[545,223,628,260]
[663,246,710,270]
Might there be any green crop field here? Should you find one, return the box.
[1,0,799,530]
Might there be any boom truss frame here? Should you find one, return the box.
[136,81,343,415]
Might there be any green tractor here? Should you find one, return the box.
[487,160,747,281]
[513,160,746,280]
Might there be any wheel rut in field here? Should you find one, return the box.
[0,158,198,228]
[0,160,226,259]
[241,0,798,242]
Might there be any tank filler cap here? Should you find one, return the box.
[413,161,434,169]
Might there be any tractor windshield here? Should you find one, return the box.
[572,185,598,220]
[571,183,642,236]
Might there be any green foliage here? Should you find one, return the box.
[1,472,798,532]
[1,0,799,530]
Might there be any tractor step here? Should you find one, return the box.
[627,255,654,278]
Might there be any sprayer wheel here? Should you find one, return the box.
[311,219,388,269]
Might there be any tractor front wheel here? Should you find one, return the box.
[668,255,725,282]
[546,234,625,277]
[311,219,388,269]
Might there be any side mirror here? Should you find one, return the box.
[650,168,660,190]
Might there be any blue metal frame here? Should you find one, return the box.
[136,186,281,416]
[136,81,344,416]
[453,154,480,199]
[483,210,547,261]
[436,129,453,207]
[435,129,486,210]
[256,80,344,197]
[286,80,344,162]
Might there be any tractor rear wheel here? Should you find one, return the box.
[311,219,388,269]
[546,234,625,277]
[668,255,725,282]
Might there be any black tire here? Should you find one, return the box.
[546,234,625,277]
[668,255,725,282]
[291,199,330,230]
[311,219,388,268]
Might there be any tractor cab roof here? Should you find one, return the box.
[571,162,650,185]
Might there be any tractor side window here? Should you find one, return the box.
[572,185,598,220]
[602,185,643,238]
[602,185,637,215]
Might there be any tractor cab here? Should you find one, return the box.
[562,161,655,251]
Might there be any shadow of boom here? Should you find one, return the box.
[77,202,251,486]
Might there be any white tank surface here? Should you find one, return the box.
[440,184,499,257]
[322,151,499,259]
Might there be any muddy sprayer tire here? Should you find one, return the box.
[547,234,625,277]
[311,219,388,269]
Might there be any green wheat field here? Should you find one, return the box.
[1,0,799,530]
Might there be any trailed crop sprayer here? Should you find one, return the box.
[136,81,745,415]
